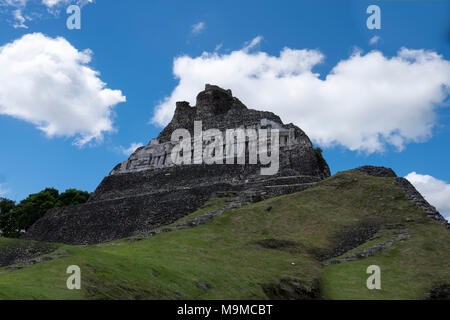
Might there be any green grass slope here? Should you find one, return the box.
[0,170,448,300]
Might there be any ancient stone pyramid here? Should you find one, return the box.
[25,85,331,245]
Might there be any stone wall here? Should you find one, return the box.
[394,177,449,228]
[24,184,234,245]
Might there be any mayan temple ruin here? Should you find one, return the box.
[24,85,331,245]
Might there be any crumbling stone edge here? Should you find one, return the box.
[393,178,449,229]
[323,231,411,266]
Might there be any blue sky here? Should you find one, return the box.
[0,0,449,218]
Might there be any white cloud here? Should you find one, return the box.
[0,33,126,146]
[41,0,60,6]
[152,37,450,153]
[118,142,144,156]
[214,43,223,52]
[191,22,205,35]
[0,184,9,196]
[243,36,263,52]
[369,35,381,45]
[0,0,91,9]
[191,21,206,35]
[406,172,450,221]
[41,0,92,8]
[1,0,93,27]
[41,0,64,7]
[0,0,29,28]
[12,9,28,28]
[0,0,27,7]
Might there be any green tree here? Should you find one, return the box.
[57,189,90,207]
[0,198,16,237]
[13,188,60,235]
[0,198,15,215]
[0,188,91,238]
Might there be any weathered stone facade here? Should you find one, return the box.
[111,84,326,177]
[24,85,331,245]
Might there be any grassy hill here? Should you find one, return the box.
[0,169,448,300]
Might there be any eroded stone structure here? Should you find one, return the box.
[24,85,331,245]
[111,85,323,176]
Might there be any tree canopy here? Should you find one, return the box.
[0,188,90,238]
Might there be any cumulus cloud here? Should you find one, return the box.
[0,33,126,146]
[369,35,381,45]
[406,172,450,221]
[152,37,450,153]
[118,142,144,156]
[191,22,205,35]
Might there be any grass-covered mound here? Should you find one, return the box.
[0,170,448,300]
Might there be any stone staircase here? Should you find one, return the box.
[215,175,320,205]
[137,176,319,240]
